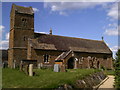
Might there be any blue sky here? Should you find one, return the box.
[1,1,119,58]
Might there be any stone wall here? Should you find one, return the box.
[28,49,64,68]
[74,52,113,69]
[29,49,113,69]
[8,48,27,68]
[55,72,107,89]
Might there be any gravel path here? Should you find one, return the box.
[98,75,115,89]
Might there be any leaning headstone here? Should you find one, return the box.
[29,64,33,76]
[54,64,60,72]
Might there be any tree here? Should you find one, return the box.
[115,49,120,88]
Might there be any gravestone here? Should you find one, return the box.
[25,65,29,75]
[60,64,66,72]
[38,63,41,69]
[20,61,23,71]
[54,64,60,72]
[29,64,33,76]
[40,63,43,68]
[2,62,5,68]
[13,60,16,69]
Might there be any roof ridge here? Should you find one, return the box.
[39,33,103,42]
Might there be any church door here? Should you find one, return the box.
[67,57,74,69]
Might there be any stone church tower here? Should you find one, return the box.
[8,4,34,68]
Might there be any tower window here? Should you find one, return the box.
[103,56,107,60]
[23,36,27,41]
[44,54,49,63]
[22,18,27,27]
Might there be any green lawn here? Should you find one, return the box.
[104,70,115,75]
[2,68,100,88]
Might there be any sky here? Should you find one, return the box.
[0,1,119,58]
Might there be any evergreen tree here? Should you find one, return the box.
[115,49,120,88]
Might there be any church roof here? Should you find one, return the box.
[12,4,34,15]
[31,33,112,54]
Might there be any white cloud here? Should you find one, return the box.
[5,33,9,40]
[24,6,39,12]
[33,7,39,12]
[59,11,67,16]
[104,28,118,35]
[0,26,9,49]
[108,23,117,27]
[35,31,48,34]
[110,45,119,52]
[107,3,118,20]
[44,2,104,15]
[0,25,5,31]
[110,45,120,58]
[0,40,9,49]
[46,2,105,11]
[0,25,5,39]
[104,23,120,36]
[44,1,118,16]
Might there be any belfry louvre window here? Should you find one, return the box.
[44,54,49,63]
[22,18,27,27]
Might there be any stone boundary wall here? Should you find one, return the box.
[55,71,107,89]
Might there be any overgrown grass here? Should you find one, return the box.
[104,70,115,75]
[3,68,100,88]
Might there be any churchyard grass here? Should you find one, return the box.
[3,68,100,88]
[104,70,115,75]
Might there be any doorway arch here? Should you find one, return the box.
[67,57,74,69]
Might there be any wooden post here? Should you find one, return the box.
[29,64,33,76]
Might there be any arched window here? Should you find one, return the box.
[23,36,27,41]
[44,54,49,63]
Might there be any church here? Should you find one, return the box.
[8,4,113,69]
